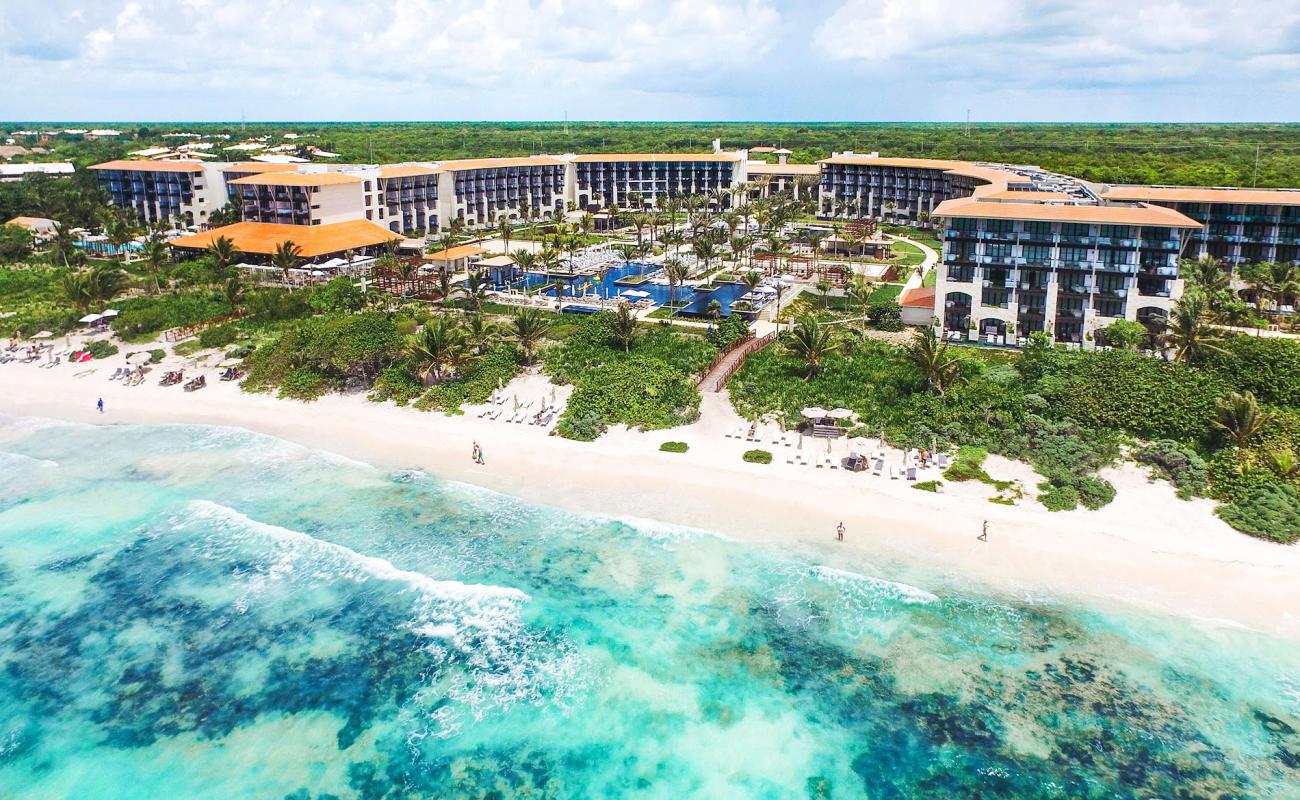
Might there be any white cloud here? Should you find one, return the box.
[814,0,1300,89]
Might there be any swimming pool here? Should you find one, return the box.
[497,263,756,316]
[75,241,142,256]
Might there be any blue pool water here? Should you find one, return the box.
[75,241,142,256]
[1,417,1299,798]
[501,263,753,316]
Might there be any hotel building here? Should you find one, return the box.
[1101,186,1300,267]
[815,153,1095,223]
[227,171,370,227]
[566,152,747,209]
[435,157,567,228]
[377,164,439,234]
[933,195,1201,345]
[89,160,230,227]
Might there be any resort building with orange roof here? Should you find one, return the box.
[1101,185,1300,268]
[88,159,227,227]
[931,193,1201,346]
[565,146,749,209]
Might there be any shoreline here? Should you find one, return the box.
[3,350,1300,641]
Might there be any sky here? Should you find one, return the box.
[1,0,1299,122]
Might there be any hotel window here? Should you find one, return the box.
[950,218,976,233]
[366,210,373,220]
[1061,223,1090,239]
[1023,245,1051,263]
[1059,246,1089,262]
[1100,225,1131,240]
[1024,221,1052,237]
[985,243,1012,258]
[985,219,1013,234]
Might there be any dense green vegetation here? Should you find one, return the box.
[729,316,1300,541]
[544,313,715,440]
[743,449,773,464]
[659,441,689,453]
[12,123,1300,187]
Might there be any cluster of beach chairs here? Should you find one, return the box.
[725,422,951,479]
[477,394,565,427]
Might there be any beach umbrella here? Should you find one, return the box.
[801,406,829,419]
[100,309,120,318]
[217,358,243,368]
[126,352,152,366]
[78,313,102,324]
[797,434,804,451]
[827,408,854,420]
[513,394,519,410]
[30,330,52,339]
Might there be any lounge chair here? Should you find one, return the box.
[785,448,795,464]
[771,429,782,446]
[889,465,901,480]
[906,467,918,481]
[827,453,838,469]
[490,406,504,420]
[184,375,206,392]
[872,459,884,476]
[936,453,950,468]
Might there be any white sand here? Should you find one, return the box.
[3,338,1299,640]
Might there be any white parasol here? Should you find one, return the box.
[78,313,102,324]
[100,309,120,318]
[827,408,854,420]
[801,406,829,419]
[30,330,53,339]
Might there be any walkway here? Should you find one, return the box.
[698,332,778,392]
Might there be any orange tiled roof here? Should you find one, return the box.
[89,159,205,173]
[899,287,937,308]
[1102,185,1300,206]
[424,244,487,261]
[436,157,565,171]
[379,164,440,179]
[168,220,398,258]
[227,172,362,187]
[570,152,743,163]
[934,197,1202,228]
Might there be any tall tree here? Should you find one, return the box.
[784,314,838,378]
[908,326,961,396]
[272,240,303,285]
[1163,293,1226,363]
[511,307,551,365]
[1214,391,1272,449]
[609,304,639,352]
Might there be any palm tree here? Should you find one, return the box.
[50,223,78,269]
[464,314,499,355]
[498,216,513,254]
[691,238,716,276]
[742,270,762,293]
[552,278,566,311]
[849,275,875,329]
[784,315,837,378]
[511,307,551,365]
[206,235,241,279]
[1267,261,1300,317]
[396,262,418,298]
[464,270,489,312]
[908,326,961,396]
[1182,255,1231,295]
[223,274,245,310]
[609,304,639,352]
[816,278,832,309]
[61,271,92,313]
[706,299,723,320]
[1163,293,1227,363]
[272,240,302,285]
[1214,391,1272,449]
[437,272,454,311]
[407,317,473,385]
[613,243,639,271]
[141,237,168,294]
[662,258,689,311]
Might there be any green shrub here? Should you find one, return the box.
[1215,477,1300,544]
[1076,475,1117,510]
[84,340,118,359]
[659,441,689,453]
[1038,483,1079,512]
[309,276,366,314]
[913,480,941,492]
[198,323,238,349]
[415,343,522,414]
[242,313,402,400]
[244,288,311,322]
[555,409,604,441]
[705,313,751,349]
[944,446,991,482]
[1134,440,1209,499]
[743,449,773,464]
[369,364,425,406]
[866,297,903,331]
[1036,349,1227,443]
[147,348,165,364]
[1203,336,1300,407]
[112,294,233,340]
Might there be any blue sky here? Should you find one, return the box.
[2,0,1298,122]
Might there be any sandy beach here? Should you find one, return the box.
[3,340,1299,641]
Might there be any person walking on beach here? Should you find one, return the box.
[471,442,480,463]
[476,443,485,465]
[836,521,845,542]
[96,397,104,414]
[978,520,988,542]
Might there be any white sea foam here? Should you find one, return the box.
[0,451,59,470]
[177,499,584,737]
[810,565,939,605]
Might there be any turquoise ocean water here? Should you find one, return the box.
[1,416,1298,799]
